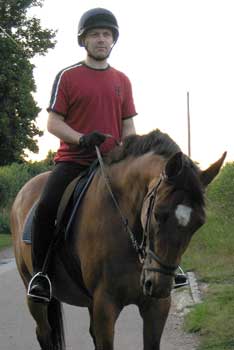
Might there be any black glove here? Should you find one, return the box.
[79,131,109,149]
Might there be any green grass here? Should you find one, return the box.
[183,212,234,284]
[182,162,234,350]
[185,285,234,350]
[0,233,12,251]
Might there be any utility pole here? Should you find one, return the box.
[187,91,191,157]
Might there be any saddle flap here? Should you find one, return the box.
[22,164,98,244]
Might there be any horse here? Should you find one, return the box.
[10,129,226,350]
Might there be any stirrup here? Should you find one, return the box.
[27,272,52,303]
[174,266,189,289]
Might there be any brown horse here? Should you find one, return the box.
[11,130,226,350]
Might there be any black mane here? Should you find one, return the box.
[105,129,204,206]
[105,129,181,165]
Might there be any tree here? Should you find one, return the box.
[0,0,56,164]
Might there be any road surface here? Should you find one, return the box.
[0,250,199,350]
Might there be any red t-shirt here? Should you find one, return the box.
[47,62,137,164]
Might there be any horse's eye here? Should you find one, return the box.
[155,210,169,224]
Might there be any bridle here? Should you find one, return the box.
[95,146,178,277]
[142,173,178,277]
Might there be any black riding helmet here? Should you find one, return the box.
[78,8,119,47]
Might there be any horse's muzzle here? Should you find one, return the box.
[141,270,172,299]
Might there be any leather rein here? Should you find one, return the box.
[95,146,178,277]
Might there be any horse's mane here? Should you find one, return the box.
[105,129,181,165]
[105,129,204,205]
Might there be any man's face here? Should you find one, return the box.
[83,28,114,60]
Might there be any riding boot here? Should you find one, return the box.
[27,206,55,303]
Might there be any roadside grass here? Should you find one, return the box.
[183,212,234,284]
[182,162,234,350]
[184,284,234,350]
[0,233,12,251]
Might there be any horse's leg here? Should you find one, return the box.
[27,298,65,350]
[27,299,52,349]
[88,305,97,349]
[92,288,121,350]
[138,296,171,350]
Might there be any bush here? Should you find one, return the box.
[207,162,234,218]
[0,160,53,233]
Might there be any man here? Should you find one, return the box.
[27,8,137,302]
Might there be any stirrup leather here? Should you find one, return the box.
[27,272,52,303]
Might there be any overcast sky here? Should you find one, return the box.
[29,0,234,167]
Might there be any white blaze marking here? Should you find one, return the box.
[175,205,192,226]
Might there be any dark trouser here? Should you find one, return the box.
[32,161,88,273]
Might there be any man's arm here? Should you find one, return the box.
[47,111,82,144]
[122,118,136,139]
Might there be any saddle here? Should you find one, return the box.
[22,160,99,244]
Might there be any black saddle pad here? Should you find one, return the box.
[22,162,98,244]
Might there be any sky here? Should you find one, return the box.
[28,0,234,168]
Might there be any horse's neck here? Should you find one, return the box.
[107,153,165,218]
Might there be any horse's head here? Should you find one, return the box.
[140,151,226,298]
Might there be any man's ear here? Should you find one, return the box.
[80,34,86,48]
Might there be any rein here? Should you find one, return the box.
[95,146,145,262]
[95,146,178,276]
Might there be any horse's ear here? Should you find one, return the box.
[200,152,227,187]
[165,152,184,180]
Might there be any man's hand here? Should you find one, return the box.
[79,131,112,149]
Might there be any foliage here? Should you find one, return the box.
[183,162,234,349]
[0,157,53,232]
[206,162,234,219]
[0,233,12,251]
[0,0,56,164]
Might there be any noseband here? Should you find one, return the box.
[96,147,178,277]
[142,173,178,277]
[144,250,178,276]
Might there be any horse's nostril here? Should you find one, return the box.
[144,279,152,293]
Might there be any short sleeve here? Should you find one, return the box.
[121,75,137,119]
[47,71,69,116]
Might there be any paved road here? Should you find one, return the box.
[0,256,198,350]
